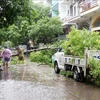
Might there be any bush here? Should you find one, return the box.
[88,58,100,85]
[11,56,18,64]
[30,50,55,64]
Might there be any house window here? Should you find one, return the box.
[68,10,69,15]
[74,6,76,16]
[70,5,73,16]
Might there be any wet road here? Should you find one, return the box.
[0,61,100,100]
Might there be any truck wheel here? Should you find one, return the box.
[73,67,79,81]
[54,62,60,74]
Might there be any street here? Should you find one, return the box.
[0,60,100,100]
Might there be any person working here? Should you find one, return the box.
[1,46,12,69]
[16,46,26,65]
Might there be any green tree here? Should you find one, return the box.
[0,0,37,45]
[29,17,63,44]
[0,0,37,28]
[0,1,63,46]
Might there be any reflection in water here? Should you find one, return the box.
[0,63,100,100]
[0,71,2,80]
[0,68,11,80]
[0,65,79,100]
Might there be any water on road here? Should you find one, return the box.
[0,61,100,100]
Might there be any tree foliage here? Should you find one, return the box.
[33,3,50,21]
[29,17,63,44]
[60,27,100,57]
[0,0,37,27]
[0,0,63,46]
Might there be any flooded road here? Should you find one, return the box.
[0,61,100,100]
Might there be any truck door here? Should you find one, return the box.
[59,52,64,65]
[57,52,64,69]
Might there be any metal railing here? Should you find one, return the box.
[79,0,98,13]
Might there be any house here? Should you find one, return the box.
[59,0,100,32]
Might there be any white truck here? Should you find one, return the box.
[52,48,100,81]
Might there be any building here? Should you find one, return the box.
[32,0,59,17]
[59,0,100,32]
[46,0,52,6]
[52,0,59,16]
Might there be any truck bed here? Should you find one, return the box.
[64,56,86,67]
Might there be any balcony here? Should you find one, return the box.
[61,9,80,23]
[79,0,99,13]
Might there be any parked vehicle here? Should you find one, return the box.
[52,48,100,81]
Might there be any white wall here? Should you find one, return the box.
[59,3,67,19]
